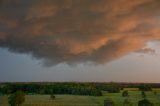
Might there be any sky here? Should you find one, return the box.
[0,0,160,82]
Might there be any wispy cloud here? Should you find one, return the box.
[0,0,160,65]
[136,48,156,55]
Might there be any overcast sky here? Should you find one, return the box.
[0,0,160,82]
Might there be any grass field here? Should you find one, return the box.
[1,89,160,106]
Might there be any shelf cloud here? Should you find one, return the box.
[0,0,160,65]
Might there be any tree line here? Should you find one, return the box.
[0,82,154,96]
[0,83,102,96]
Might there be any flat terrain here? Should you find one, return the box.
[1,89,160,106]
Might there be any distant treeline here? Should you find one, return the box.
[0,82,155,96]
[0,83,102,96]
[117,82,160,88]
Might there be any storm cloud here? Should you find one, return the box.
[0,0,160,65]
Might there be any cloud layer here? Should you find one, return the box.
[0,0,160,65]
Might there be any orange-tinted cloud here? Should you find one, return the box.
[0,0,160,65]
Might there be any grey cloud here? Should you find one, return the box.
[0,0,160,65]
[136,48,156,55]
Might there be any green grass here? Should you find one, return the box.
[92,91,160,106]
[0,95,99,106]
[1,90,160,106]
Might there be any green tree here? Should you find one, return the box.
[106,82,120,93]
[122,90,129,97]
[8,91,25,106]
[139,84,152,91]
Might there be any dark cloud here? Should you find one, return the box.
[0,0,160,65]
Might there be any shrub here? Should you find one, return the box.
[123,97,132,106]
[50,93,55,100]
[104,98,114,106]
[138,99,154,106]
[141,91,146,98]
[153,91,157,95]
[122,90,129,97]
